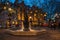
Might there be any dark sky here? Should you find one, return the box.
[0,0,60,18]
[6,0,60,13]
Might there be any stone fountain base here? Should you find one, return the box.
[6,29,46,36]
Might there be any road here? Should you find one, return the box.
[0,29,60,40]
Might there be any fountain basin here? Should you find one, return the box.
[6,29,46,36]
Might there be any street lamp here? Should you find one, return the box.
[12,21,15,24]
[4,6,7,10]
[44,14,47,17]
[8,8,15,13]
[8,8,12,11]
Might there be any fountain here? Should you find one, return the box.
[7,17,46,36]
[6,13,46,36]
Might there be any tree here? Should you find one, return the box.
[41,0,56,19]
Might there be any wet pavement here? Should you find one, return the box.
[0,29,60,40]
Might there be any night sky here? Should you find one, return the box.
[0,0,60,18]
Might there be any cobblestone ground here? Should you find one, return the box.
[0,29,60,40]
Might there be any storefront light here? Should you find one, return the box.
[35,10,38,13]
[29,16,32,19]
[12,21,15,24]
[7,21,9,25]
[15,21,18,25]
[41,14,43,15]
[34,14,36,16]
[30,11,32,13]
